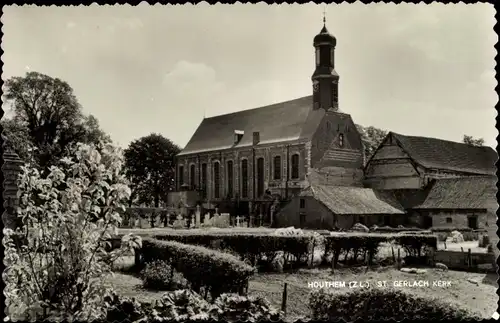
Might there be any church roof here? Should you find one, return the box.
[300,184,404,215]
[178,96,347,156]
[391,132,498,175]
[414,176,497,210]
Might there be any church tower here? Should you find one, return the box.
[312,16,339,111]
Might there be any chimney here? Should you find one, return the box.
[252,131,260,146]
[234,130,244,144]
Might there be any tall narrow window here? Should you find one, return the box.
[241,159,248,198]
[330,48,335,66]
[178,166,184,187]
[257,158,264,197]
[201,163,207,199]
[273,156,281,180]
[315,48,320,66]
[213,162,220,199]
[227,160,233,198]
[190,164,196,190]
[291,154,299,179]
[300,198,305,209]
[339,134,344,147]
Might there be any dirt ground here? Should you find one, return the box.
[106,260,498,321]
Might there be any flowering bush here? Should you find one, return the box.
[3,142,140,321]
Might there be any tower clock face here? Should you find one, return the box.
[313,81,319,93]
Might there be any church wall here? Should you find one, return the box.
[308,111,364,187]
[176,141,309,207]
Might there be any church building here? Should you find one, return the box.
[174,20,404,228]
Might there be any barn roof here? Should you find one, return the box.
[391,132,497,175]
[178,96,353,156]
[414,176,498,210]
[300,184,405,215]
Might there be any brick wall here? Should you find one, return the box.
[427,210,488,229]
[310,111,363,170]
[176,142,308,204]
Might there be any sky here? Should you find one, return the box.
[2,3,497,149]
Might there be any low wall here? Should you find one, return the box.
[434,249,496,272]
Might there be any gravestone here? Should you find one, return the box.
[204,212,210,226]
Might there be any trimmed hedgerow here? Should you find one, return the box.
[153,233,314,268]
[149,231,437,270]
[309,287,482,321]
[139,238,256,299]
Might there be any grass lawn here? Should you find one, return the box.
[107,256,498,321]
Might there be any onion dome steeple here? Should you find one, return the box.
[311,12,339,112]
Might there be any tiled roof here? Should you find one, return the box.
[391,132,497,175]
[414,176,498,210]
[178,96,330,156]
[301,184,404,215]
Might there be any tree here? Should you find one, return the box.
[3,142,141,321]
[463,134,484,147]
[355,124,388,162]
[124,133,181,208]
[3,72,110,169]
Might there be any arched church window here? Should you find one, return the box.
[273,155,282,180]
[291,154,300,179]
[241,159,248,198]
[213,162,220,199]
[227,160,233,198]
[257,157,265,197]
[339,134,344,147]
[190,164,196,190]
[315,48,320,66]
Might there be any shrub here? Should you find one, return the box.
[487,244,494,253]
[309,287,481,321]
[104,291,151,323]
[4,143,140,322]
[211,293,283,322]
[141,260,188,291]
[140,238,256,299]
[479,235,491,248]
[103,290,283,322]
[152,289,213,321]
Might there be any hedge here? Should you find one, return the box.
[309,287,482,321]
[153,233,314,268]
[140,238,256,299]
[152,231,437,270]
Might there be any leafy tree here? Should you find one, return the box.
[3,142,141,321]
[355,124,388,162]
[3,71,110,169]
[124,133,181,208]
[463,134,484,147]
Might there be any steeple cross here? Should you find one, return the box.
[322,6,326,25]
